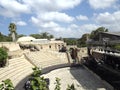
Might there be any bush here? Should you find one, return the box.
[25,67,76,90]
[24,67,48,90]
[30,77,48,90]
[66,83,76,90]
[114,44,120,51]
[0,47,8,67]
[31,67,42,77]
[54,77,61,90]
[0,79,14,90]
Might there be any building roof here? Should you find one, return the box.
[102,32,120,36]
[50,40,64,44]
[17,36,36,42]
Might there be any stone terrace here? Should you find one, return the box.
[0,56,34,89]
[25,50,69,69]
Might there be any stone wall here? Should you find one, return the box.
[0,42,20,51]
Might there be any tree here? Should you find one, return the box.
[41,32,49,39]
[49,35,54,39]
[0,32,12,42]
[77,34,89,47]
[64,38,77,45]
[90,27,108,39]
[30,34,42,39]
[0,32,4,42]
[48,35,54,40]
[30,32,54,39]
[9,23,17,42]
[77,27,108,47]
[17,34,26,38]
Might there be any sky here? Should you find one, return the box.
[0,0,120,38]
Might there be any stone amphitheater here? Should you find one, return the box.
[0,41,112,90]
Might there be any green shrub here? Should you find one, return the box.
[0,79,14,90]
[28,67,76,90]
[0,47,8,67]
[54,77,61,90]
[29,67,48,90]
[66,83,76,90]
[31,77,48,90]
[0,47,8,60]
[114,44,120,50]
[31,66,42,77]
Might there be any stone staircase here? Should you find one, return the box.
[0,50,69,89]
[25,51,69,68]
[0,56,34,89]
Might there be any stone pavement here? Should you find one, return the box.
[42,67,112,90]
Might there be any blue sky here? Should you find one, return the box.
[0,0,120,38]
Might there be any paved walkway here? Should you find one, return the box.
[42,67,112,90]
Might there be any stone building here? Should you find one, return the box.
[87,32,120,45]
[17,36,66,51]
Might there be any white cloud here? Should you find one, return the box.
[76,15,88,20]
[96,11,120,32]
[0,0,84,37]
[31,16,59,29]
[40,21,59,28]
[70,24,79,28]
[2,0,119,38]
[38,23,99,38]
[23,0,82,11]
[96,12,115,24]
[96,11,120,25]
[0,9,16,18]
[0,0,82,17]
[38,12,74,23]
[39,25,81,38]
[79,24,99,33]
[16,21,27,26]
[0,0,30,17]
[30,11,75,31]
[31,14,99,38]
[31,17,40,25]
[88,0,117,9]
[55,0,82,10]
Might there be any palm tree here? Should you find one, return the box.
[9,23,17,42]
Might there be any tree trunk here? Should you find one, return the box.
[12,32,16,42]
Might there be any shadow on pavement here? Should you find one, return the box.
[69,64,111,90]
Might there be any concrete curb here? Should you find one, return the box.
[41,63,70,74]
